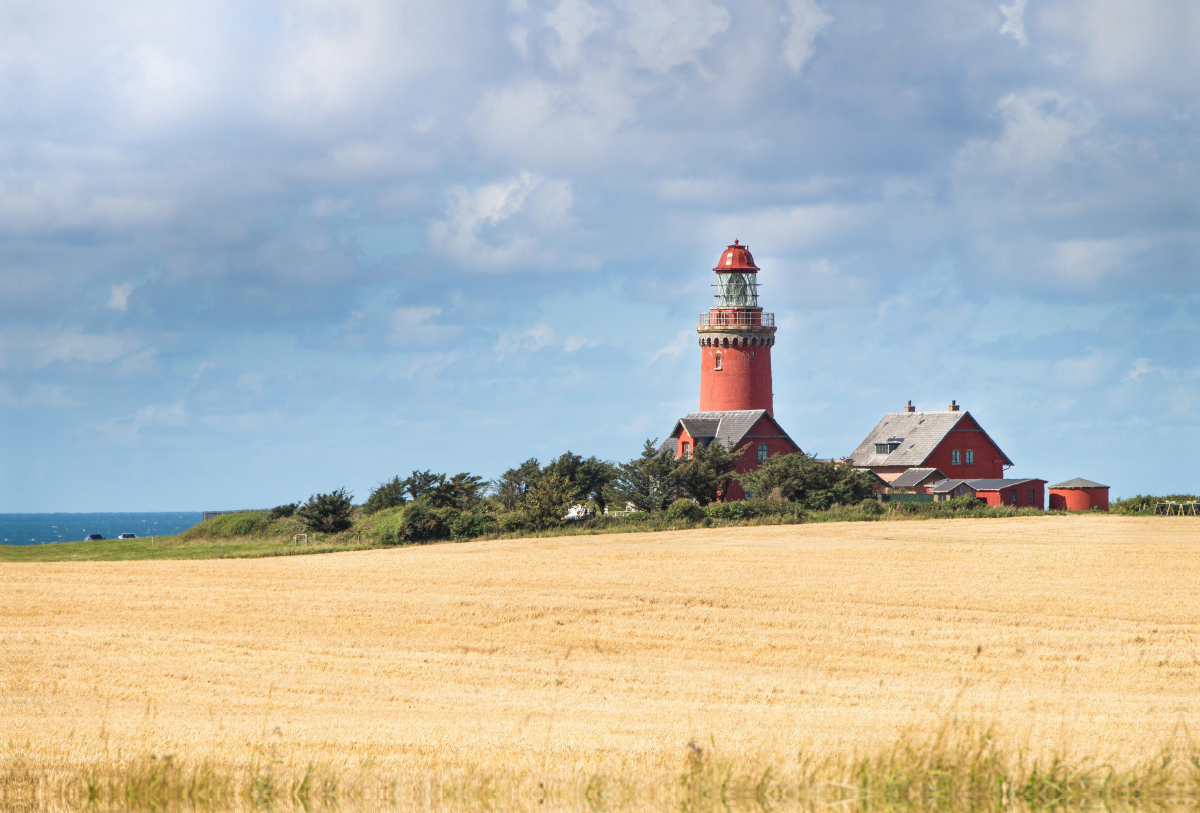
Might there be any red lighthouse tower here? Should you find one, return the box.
[698,241,776,414]
[666,240,801,501]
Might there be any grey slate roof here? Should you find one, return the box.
[1049,478,1108,489]
[965,478,1041,490]
[847,411,1013,468]
[890,468,946,489]
[669,410,802,453]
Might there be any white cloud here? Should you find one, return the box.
[429,172,575,269]
[782,0,832,74]
[957,90,1093,175]
[545,0,610,70]
[1049,350,1116,389]
[1049,238,1144,287]
[620,0,729,73]
[564,335,603,351]
[106,282,135,312]
[648,328,693,364]
[709,203,869,252]
[999,0,1028,46]
[495,323,556,358]
[0,330,141,370]
[1123,358,1153,382]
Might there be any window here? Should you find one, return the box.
[1010,490,1018,505]
[1028,488,1036,505]
[951,450,961,465]
[965,449,974,465]
[682,442,690,459]
[715,355,722,370]
[875,443,890,455]
[757,443,768,463]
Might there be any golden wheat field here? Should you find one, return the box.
[2,515,1197,802]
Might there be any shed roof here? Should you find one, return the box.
[1049,478,1109,489]
[670,410,801,453]
[847,411,1013,469]
[890,468,947,489]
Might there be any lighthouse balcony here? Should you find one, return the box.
[698,311,775,328]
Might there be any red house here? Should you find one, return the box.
[1048,478,1110,511]
[668,410,801,501]
[969,478,1046,509]
[847,401,1013,483]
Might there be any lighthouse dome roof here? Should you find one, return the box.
[713,240,759,273]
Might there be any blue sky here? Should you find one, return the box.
[1,0,1195,511]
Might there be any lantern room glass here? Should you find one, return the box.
[714,272,759,308]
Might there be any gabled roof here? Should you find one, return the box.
[670,410,802,454]
[890,468,947,489]
[966,478,1043,491]
[1049,478,1108,489]
[928,478,975,494]
[847,411,1014,468]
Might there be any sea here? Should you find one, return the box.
[0,512,204,545]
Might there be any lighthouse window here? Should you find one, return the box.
[715,355,722,370]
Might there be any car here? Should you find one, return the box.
[117,533,138,539]
[85,534,104,541]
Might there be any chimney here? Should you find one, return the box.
[948,400,960,412]
[904,400,915,413]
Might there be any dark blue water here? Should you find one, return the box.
[0,512,203,545]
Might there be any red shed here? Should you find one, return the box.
[1048,478,1110,511]
[968,478,1046,510]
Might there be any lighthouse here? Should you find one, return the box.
[698,240,776,414]
[666,241,802,500]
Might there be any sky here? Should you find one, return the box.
[1,0,1196,512]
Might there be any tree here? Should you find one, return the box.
[737,454,876,510]
[517,472,576,529]
[363,476,406,515]
[427,472,487,510]
[295,488,354,533]
[493,458,541,511]
[678,441,747,506]
[544,451,619,513]
[612,439,682,513]
[402,470,444,501]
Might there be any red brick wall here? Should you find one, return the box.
[922,414,1008,479]
[699,342,774,415]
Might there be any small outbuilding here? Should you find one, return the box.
[1048,478,1110,511]
[969,478,1046,509]
[928,479,979,502]
[888,467,947,494]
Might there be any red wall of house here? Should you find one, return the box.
[922,414,1008,479]
[977,481,1045,510]
[1048,488,1109,511]
[699,342,774,415]
[676,417,799,502]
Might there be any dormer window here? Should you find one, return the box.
[874,438,903,455]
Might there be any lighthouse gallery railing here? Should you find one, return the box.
[698,311,775,328]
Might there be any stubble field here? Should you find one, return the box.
[2,515,1197,807]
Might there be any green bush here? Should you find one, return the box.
[665,498,705,523]
[269,503,298,519]
[449,511,497,541]
[703,501,765,521]
[1110,494,1198,514]
[400,501,452,543]
[363,477,406,515]
[362,505,406,546]
[295,488,354,534]
[497,512,527,533]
